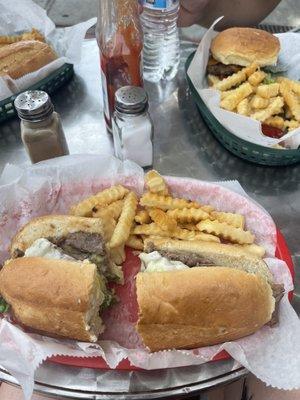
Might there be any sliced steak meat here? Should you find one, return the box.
[268,283,285,326]
[59,232,106,255]
[158,250,215,267]
[52,232,109,275]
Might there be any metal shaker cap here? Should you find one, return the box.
[115,86,148,115]
[14,90,54,122]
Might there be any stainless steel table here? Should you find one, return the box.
[0,37,299,399]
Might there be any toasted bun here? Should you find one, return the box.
[136,267,274,352]
[144,237,273,283]
[0,40,57,79]
[10,215,108,257]
[211,28,280,67]
[0,257,105,342]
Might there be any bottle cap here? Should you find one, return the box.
[14,90,54,122]
[115,86,148,115]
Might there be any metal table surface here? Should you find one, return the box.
[0,37,299,399]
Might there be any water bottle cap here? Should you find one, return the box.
[14,90,54,122]
[115,86,148,114]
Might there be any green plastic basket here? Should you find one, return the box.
[0,63,74,123]
[185,52,300,166]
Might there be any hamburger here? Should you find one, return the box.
[207,27,280,80]
[136,238,284,352]
[0,215,123,342]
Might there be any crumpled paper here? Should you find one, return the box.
[187,17,300,149]
[0,155,299,400]
[0,0,96,101]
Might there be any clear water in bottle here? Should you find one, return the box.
[141,0,180,82]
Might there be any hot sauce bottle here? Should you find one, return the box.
[96,0,143,132]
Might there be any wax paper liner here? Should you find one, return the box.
[0,0,96,101]
[0,155,299,399]
[187,17,300,149]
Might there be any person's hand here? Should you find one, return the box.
[178,0,210,27]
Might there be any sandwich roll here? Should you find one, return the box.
[0,40,57,79]
[0,257,105,342]
[144,237,273,283]
[136,267,275,352]
[10,214,122,283]
[11,215,109,256]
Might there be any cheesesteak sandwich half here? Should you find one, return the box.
[0,214,123,341]
[136,238,284,352]
[10,215,122,283]
[0,257,105,342]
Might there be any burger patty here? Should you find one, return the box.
[207,62,242,78]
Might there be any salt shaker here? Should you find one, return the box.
[14,90,69,163]
[112,86,153,167]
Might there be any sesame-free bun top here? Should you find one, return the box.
[211,27,280,67]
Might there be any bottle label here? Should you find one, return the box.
[143,0,178,11]
[100,67,110,121]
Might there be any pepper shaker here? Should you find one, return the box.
[112,86,153,168]
[14,90,69,164]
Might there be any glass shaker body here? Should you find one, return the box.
[21,112,69,163]
[96,0,144,131]
[112,109,153,167]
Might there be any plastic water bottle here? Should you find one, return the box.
[141,0,180,82]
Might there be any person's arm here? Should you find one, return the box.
[178,0,282,29]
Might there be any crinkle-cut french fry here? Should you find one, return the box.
[207,74,220,86]
[140,192,201,211]
[133,223,220,243]
[237,98,251,116]
[250,96,284,122]
[250,95,269,109]
[214,70,247,91]
[201,205,215,213]
[210,211,245,229]
[178,223,198,231]
[234,243,265,258]
[264,116,285,130]
[126,235,144,251]
[0,35,20,44]
[220,82,253,111]
[277,77,300,96]
[110,245,126,265]
[248,70,266,86]
[220,88,236,100]
[280,82,300,121]
[70,185,128,217]
[145,170,169,195]
[135,210,151,224]
[197,220,254,244]
[149,209,177,232]
[284,119,300,131]
[93,199,124,220]
[243,63,259,78]
[109,192,138,248]
[166,207,210,223]
[256,83,280,98]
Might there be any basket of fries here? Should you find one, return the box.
[186,52,300,166]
